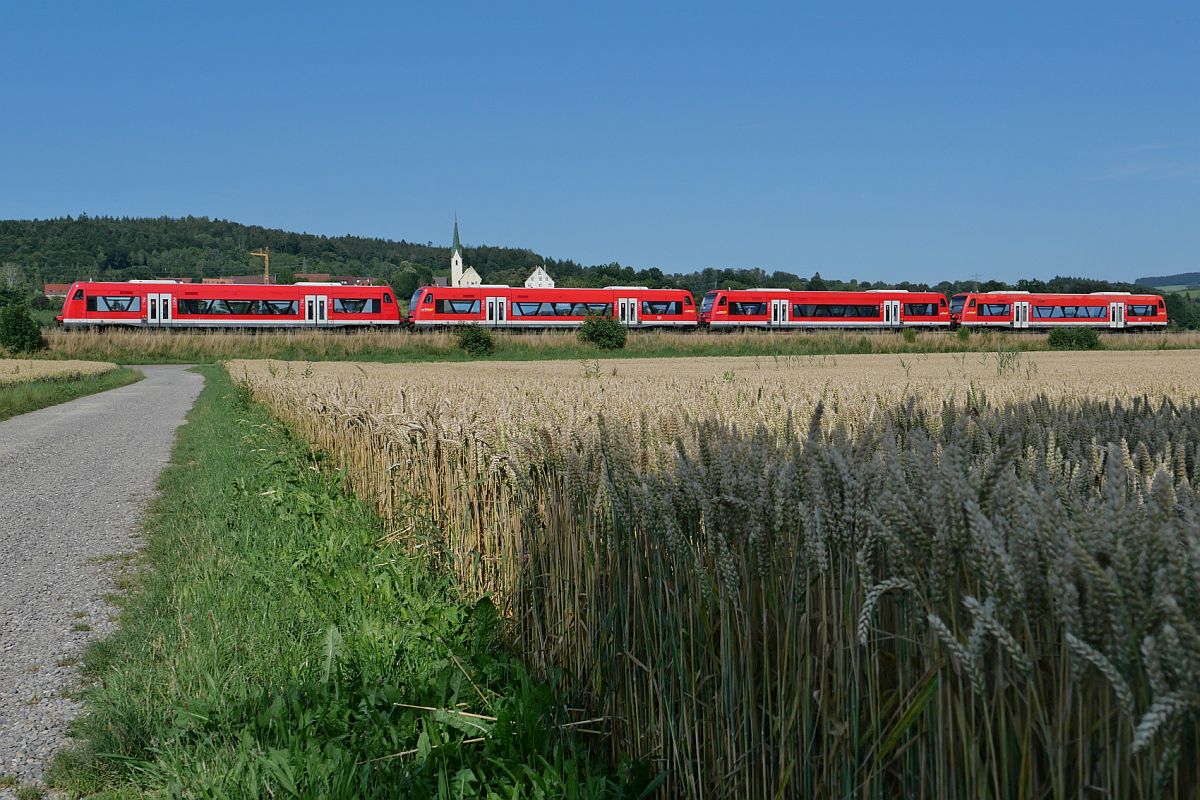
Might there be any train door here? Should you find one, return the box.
[1109,302,1125,329]
[617,297,639,326]
[1013,301,1030,329]
[882,300,902,327]
[485,296,507,327]
[146,293,172,326]
[770,299,789,327]
[304,294,329,326]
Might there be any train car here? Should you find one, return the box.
[406,285,697,328]
[698,289,950,329]
[951,291,1167,330]
[56,280,404,328]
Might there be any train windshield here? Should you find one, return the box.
[949,294,966,314]
[409,289,424,312]
[700,292,718,314]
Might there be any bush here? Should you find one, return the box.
[1047,327,1101,351]
[455,325,495,357]
[30,294,53,311]
[901,328,917,344]
[578,314,627,350]
[0,303,46,353]
[956,327,971,343]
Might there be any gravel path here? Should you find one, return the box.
[0,365,202,792]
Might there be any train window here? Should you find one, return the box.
[409,290,423,310]
[1127,304,1157,317]
[86,295,141,313]
[423,293,434,304]
[719,296,727,307]
[642,301,682,315]
[939,297,947,307]
[979,303,1011,316]
[522,302,556,316]
[968,299,976,309]
[683,295,693,305]
[383,294,393,304]
[792,304,880,318]
[729,302,767,316]
[950,296,966,314]
[333,298,379,314]
[700,292,717,313]
[73,289,84,301]
[903,303,937,316]
[177,299,299,315]
[261,300,299,315]
[435,299,481,314]
[585,303,611,316]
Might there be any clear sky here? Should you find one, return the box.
[2,1,1197,283]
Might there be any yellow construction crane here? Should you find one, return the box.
[250,248,270,283]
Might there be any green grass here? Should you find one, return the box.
[48,365,651,799]
[38,326,1200,365]
[0,367,143,421]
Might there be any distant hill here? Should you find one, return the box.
[0,215,582,302]
[1135,272,1200,289]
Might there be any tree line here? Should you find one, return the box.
[2,215,1198,328]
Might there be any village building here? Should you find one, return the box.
[449,217,554,289]
[449,217,482,287]
[524,265,555,289]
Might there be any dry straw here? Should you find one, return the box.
[232,350,1200,799]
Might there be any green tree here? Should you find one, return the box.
[0,303,47,352]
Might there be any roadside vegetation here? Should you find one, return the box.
[50,366,651,798]
[234,352,1200,798]
[0,360,141,420]
[34,326,1200,364]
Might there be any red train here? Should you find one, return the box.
[699,289,951,329]
[53,281,1172,334]
[406,285,697,328]
[951,292,1167,330]
[56,280,403,328]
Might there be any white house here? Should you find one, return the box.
[524,265,555,289]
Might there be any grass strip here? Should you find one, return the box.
[0,367,142,420]
[50,365,650,798]
[39,327,1200,365]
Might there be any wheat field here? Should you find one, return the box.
[0,358,119,385]
[231,350,1200,799]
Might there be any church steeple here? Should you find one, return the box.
[450,215,464,286]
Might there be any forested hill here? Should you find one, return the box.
[0,215,1172,307]
[0,216,574,300]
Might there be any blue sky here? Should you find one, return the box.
[2,1,1197,283]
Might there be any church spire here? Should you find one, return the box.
[451,215,462,255]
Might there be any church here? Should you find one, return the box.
[448,217,554,289]
[448,217,482,287]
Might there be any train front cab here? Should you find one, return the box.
[957,293,1167,330]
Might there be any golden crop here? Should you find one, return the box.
[0,358,118,385]
[231,350,1200,799]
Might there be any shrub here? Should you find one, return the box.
[578,314,627,350]
[30,294,53,311]
[0,303,46,353]
[455,325,495,357]
[1047,327,1101,351]
[956,327,971,343]
[901,328,917,344]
